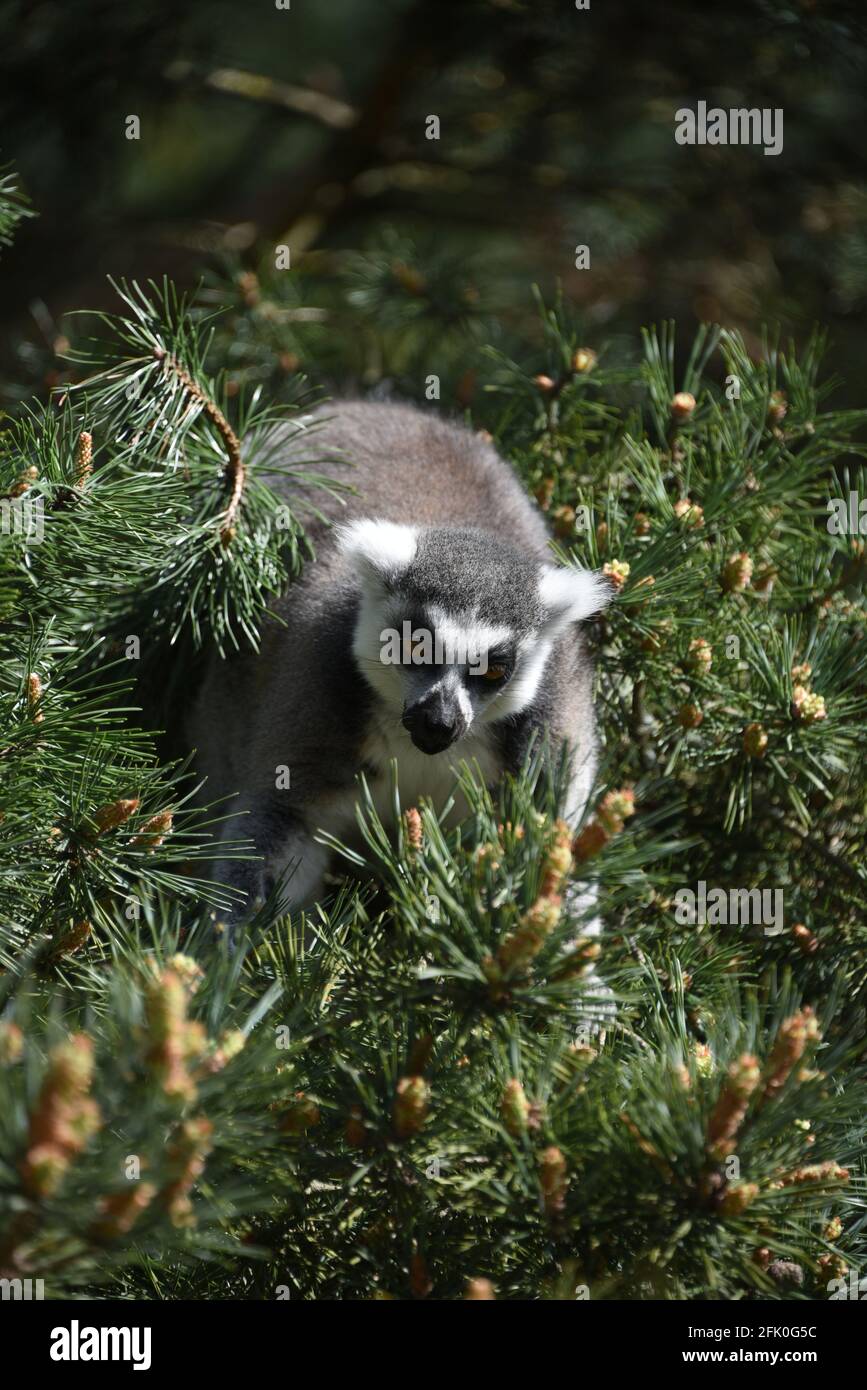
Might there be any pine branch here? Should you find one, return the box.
[153,345,245,544]
[0,164,35,256]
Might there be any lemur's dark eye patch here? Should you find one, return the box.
[468,653,513,684]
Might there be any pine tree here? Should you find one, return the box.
[1,177,865,1301]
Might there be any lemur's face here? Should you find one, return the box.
[340,520,608,756]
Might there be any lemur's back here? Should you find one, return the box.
[272,399,551,560]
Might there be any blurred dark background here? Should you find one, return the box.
[2,0,867,404]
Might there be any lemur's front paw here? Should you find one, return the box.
[210,859,272,945]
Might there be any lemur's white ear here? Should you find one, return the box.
[336,519,418,587]
[538,564,611,637]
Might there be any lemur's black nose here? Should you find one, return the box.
[402,692,467,754]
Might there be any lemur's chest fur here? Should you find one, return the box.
[311,702,503,849]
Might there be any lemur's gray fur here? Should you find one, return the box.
[188,400,609,924]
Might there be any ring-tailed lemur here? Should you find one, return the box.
[189,400,610,926]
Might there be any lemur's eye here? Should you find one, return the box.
[482,664,506,682]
